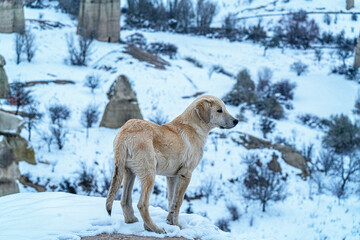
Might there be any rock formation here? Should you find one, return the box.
[77,0,121,43]
[0,110,36,164]
[0,0,25,33]
[0,136,20,197]
[0,55,9,98]
[100,75,143,129]
[346,0,354,10]
[354,36,360,69]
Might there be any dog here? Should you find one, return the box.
[106,95,238,233]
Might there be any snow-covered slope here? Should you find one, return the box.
[0,192,230,240]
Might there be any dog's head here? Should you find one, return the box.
[194,95,238,129]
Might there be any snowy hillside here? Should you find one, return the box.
[1,0,360,239]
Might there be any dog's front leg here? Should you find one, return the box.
[166,169,192,228]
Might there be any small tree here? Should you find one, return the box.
[84,74,100,94]
[81,104,100,138]
[222,13,238,41]
[256,67,273,98]
[272,79,297,101]
[23,102,43,141]
[40,131,53,152]
[316,150,336,176]
[48,103,71,125]
[7,81,33,115]
[322,114,360,154]
[148,110,169,125]
[23,28,36,62]
[195,0,218,34]
[66,34,93,66]
[243,157,287,212]
[50,124,68,150]
[14,32,25,65]
[260,117,276,139]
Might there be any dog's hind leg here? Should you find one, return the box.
[137,173,165,234]
[121,168,138,223]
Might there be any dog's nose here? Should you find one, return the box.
[233,119,239,125]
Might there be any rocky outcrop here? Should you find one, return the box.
[354,36,360,69]
[100,75,143,129]
[0,55,9,98]
[0,110,36,165]
[77,0,120,43]
[346,0,354,10]
[0,136,20,197]
[123,45,170,70]
[0,0,25,33]
[231,132,309,177]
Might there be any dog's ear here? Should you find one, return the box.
[195,99,212,124]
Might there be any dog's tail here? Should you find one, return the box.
[106,145,125,216]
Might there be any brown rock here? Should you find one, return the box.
[0,136,20,197]
[77,0,121,43]
[267,153,282,173]
[123,45,170,70]
[6,135,36,165]
[100,75,143,129]
[0,110,25,135]
[0,55,9,98]
[0,0,25,33]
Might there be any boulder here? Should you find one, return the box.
[0,55,9,98]
[0,136,20,197]
[77,0,121,43]
[354,36,360,69]
[267,153,282,173]
[100,75,143,129]
[0,110,25,135]
[0,0,25,33]
[6,135,36,165]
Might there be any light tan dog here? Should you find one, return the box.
[106,95,238,233]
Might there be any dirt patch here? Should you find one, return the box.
[123,45,170,70]
[25,80,75,87]
[81,233,194,240]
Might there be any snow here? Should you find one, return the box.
[0,0,360,239]
[0,192,231,240]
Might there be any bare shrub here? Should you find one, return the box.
[242,155,287,212]
[256,67,273,97]
[76,161,98,195]
[126,0,167,29]
[14,32,25,65]
[297,113,330,130]
[272,79,297,101]
[81,104,100,138]
[215,218,231,232]
[290,60,309,76]
[195,0,218,34]
[23,28,36,62]
[148,110,169,125]
[58,178,77,194]
[323,13,331,25]
[58,0,80,16]
[40,131,53,152]
[84,74,100,93]
[222,13,238,41]
[125,33,147,49]
[66,34,93,66]
[226,203,240,221]
[260,116,276,139]
[146,42,178,59]
[7,81,33,115]
[184,56,203,68]
[316,150,336,176]
[314,49,323,63]
[255,96,284,120]
[247,22,267,43]
[199,177,215,204]
[168,0,195,32]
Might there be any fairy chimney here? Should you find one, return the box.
[77,0,121,43]
[355,36,360,69]
[0,55,10,98]
[346,0,354,10]
[0,0,25,33]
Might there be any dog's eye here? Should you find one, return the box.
[217,109,223,113]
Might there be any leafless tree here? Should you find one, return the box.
[23,28,37,62]
[195,0,218,34]
[66,34,93,66]
[84,74,100,94]
[7,81,33,115]
[23,102,43,141]
[81,104,100,138]
[14,32,25,64]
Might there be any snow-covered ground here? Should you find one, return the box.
[1,0,360,239]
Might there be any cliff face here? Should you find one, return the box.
[346,0,354,10]
[77,0,121,43]
[355,36,360,69]
[0,0,25,33]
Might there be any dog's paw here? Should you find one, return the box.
[144,223,166,234]
[125,215,139,224]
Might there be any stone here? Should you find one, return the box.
[77,0,121,43]
[0,55,9,98]
[267,153,282,173]
[100,75,143,129]
[354,36,360,69]
[346,0,354,10]
[6,135,36,165]
[0,0,25,33]
[0,110,25,135]
[0,136,20,197]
